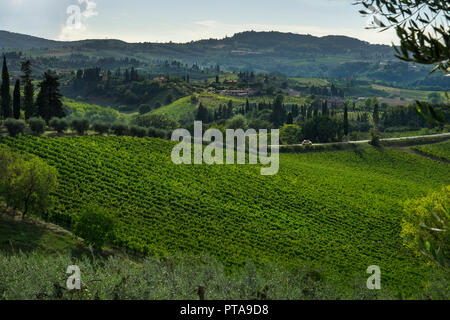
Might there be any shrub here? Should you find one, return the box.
[111,123,128,136]
[129,125,147,138]
[280,124,303,145]
[227,114,248,130]
[132,113,178,130]
[401,186,449,270]
[147,127,168,139]
[93,121,110,135]
[28,117,46,136]
[369,128,381,147]
[73,205,116,248]
[0,148,58,219]
[4,118,26,137]
[138,104,151,115]
[49,117,69,134]
[71,119,90,135]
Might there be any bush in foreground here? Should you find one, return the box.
[49,118,69,134]
[4,118,26,137]
[111,123,128,136]
[71,119,90,135]
[73,205,116,248]
[29,117,46,136]
[93,121,110,135]
[129,125,147,138]
[0,251,407,300]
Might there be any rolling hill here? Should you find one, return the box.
[1,135,449,296]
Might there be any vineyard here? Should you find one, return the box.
[413,141,450,162]
[0,136,449,295]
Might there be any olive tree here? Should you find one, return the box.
[0,149,58,219]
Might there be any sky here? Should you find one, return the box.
[0,0,398,44]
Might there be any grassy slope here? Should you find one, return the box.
[372,84,446,102]
[150,96,196,122]
[152,93,307,121]
[0,136,449,296]
[0,212,85,255]
[413,141,450,161]
[63,98,127,123]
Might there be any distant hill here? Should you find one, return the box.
[0,29,391,53]
[0,30,404,78]
[0,30,74,49]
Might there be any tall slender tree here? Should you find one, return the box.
[36,73,65,122]
[343,103,349,136]
[21,60,35,119]
[286,112,294,124]
[372,99,380,130]
[13,79,21,119]
[270,94,286,127]
[1,55,12,119]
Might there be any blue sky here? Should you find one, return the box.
[0,0,397,44]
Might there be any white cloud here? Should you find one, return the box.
[58,0,98,41]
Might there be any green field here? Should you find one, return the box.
[63,98,127,123]
[413,141,450,161]
[150,96,196,122]
[152,93,308,121]
[0,136,449,296]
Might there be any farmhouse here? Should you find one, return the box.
[220,89,252,97]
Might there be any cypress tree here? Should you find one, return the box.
[13,79,21,119]
[322,100,329,116]
[270,94,286,127]
[344,104,349,136]
[36,73,65,122]
[227,100,233,118]
[1,55,12,119]
[373,99,380,129]
[287,112,293,124]
[21,60,35,119]
[195,103,209,123]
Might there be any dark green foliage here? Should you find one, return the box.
[36,73,65,122]
[270,95,286,127]
[138,104,151,115]
[372,99,380,129]
[28,117,46,136]
[21,60,35,120]
[73,205,116,248]
[133,113,178,130]
[1,56,12,119]
[195,103,209,122]
[147,127,168,139]
[129,125,147,138]
[12,80,20,119]
[280,124,302,145]
[165,94,173,105]
[111,123,128,136]
[70,119,90,135]
[343,104,349,136]
[92,121,110,135]
[369,128,381,147]
[302,116,343,143]
[49,117,69,134]
[4,118,25,137]
[286,112,293,125]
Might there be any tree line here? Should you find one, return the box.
[0,56,65,123]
